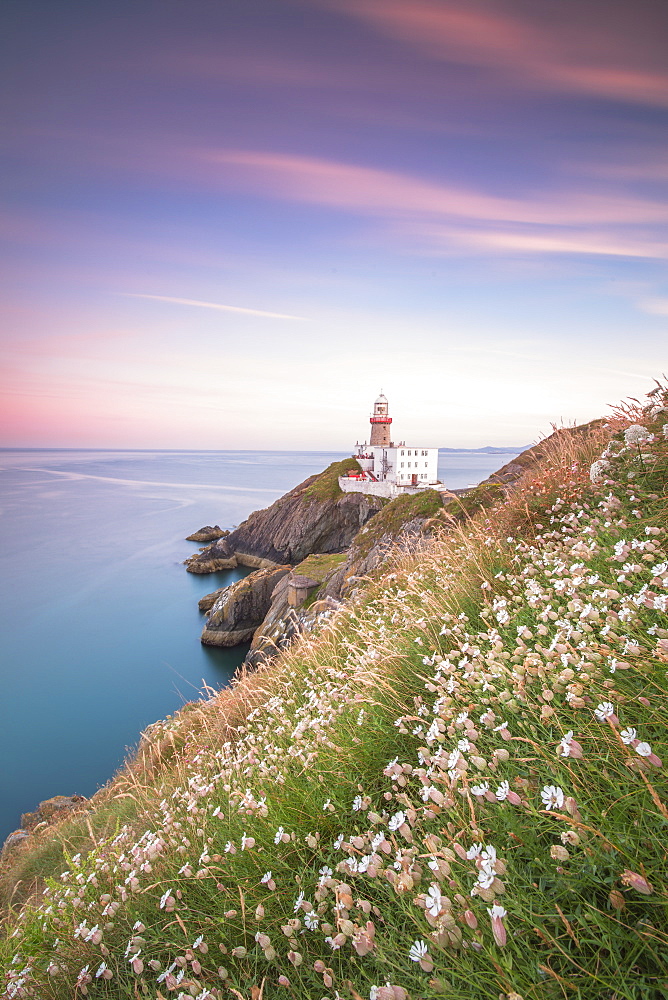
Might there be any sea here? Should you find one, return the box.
[0,448,519,840]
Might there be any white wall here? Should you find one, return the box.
[378,446,438,484]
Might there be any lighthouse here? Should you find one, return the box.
[369,393,392,447]
[340,393,440,498]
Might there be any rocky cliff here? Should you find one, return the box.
[220,458,386,566]
[200,566,290,646]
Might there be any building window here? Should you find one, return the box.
[400,450,404,456]
[400,462,404,468]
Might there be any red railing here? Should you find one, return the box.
[369,416,392,423]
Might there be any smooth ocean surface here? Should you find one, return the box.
[0,448,518,839]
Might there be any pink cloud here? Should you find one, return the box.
[330,0,668,108]
[211,148,668,228]
[448,228,668,260]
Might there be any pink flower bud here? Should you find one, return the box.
[487,903,507,947]
[621,869,653,894]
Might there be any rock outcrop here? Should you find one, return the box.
[319,488,447,602]
[2,795,87,860]
[246,553,347,667]
[186,525,228,542]
[185,535,238,573]
[224,459,386,566]
[201,566,290,646]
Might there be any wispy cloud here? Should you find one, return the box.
[444,228,668,260]
[209,149,668,260]
[123,293,307,321]
[332,0,668,108]
[213,150,668,226]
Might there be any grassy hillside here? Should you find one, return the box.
[302,458,366,503]
[351,488,444,559]
[2,385,668,1000]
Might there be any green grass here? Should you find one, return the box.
[291,553,349,611]
[351,488,444,558]
[302,458,365,503]
[291,552,349,583]
[2,387,668,1000]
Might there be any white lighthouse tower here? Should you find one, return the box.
[340,393,440,498]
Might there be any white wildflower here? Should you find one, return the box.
[425,883,443,917]
[589,459,610,483]
[495,780,510,801]
[388,811,406,832]
[624,424,653,446]
[408,939,428,962]
[541,785,565,810]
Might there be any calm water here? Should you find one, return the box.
[0,448,518,839]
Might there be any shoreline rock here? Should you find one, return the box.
[185,536,238,573]
[1,795,86,861]
[201,566,290,647]
[186,525,228,542]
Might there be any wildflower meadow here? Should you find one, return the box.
[2,383,668,1000]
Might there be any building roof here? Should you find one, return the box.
[289,575,320,589]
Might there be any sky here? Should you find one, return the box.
[1,0,667,450]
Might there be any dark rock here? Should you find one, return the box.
[20,794,86,832]
[225,460,386,566]
[198,588,224,613]
[185,536,238,574]
[201,566,290,646]
[245,574,298,666]
[1,829,29,859]
[186,525,228,542]
[3,795,87,860]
